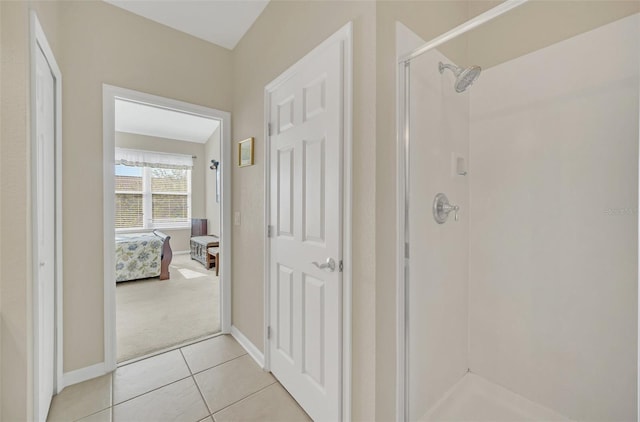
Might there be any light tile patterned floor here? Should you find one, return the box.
[47,335,311,422]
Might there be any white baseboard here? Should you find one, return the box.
[62,362,108,390]
[231,325,265,368]
[173,250,190,255]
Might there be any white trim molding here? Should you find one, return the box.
[341,21,354,422]
[231,326,265,368]
[30,10,64,419]
[263,21,353,421]
[103,85,232,371]
[62,363,109,389]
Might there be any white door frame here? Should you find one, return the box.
[102,85,232,371]
[263,22,353,421]
[30,9,64,418]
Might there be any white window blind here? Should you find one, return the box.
[115,165,144,229]
[115,147,193,169]
[115,149,192,230]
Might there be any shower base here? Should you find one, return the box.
[421,373,572,421]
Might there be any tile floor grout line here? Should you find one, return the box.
[112,374,193,407]
[189,352,249,377]
[191,373,214,417]
[118,331,225,368]
[187,351,256,418]
[180,342,216,417]
[209,380,279,417]
[112,348,247,408]
[114,331,236,372]
[59,336,257,422]
[179,348,193,375]
[70,404,111,422]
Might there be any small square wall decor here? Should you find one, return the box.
[238,137,254,167]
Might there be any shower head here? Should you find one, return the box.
[438,62,482,93]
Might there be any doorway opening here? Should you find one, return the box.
[103,86,231,368]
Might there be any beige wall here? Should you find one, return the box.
[58,0,232,372]
[467,1,640,69]
[115,132,208,251]
[0,1,61,420]
[205,127,221,237]
[231,1,377,419]
[0,4,31,420]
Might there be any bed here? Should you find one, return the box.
[115,230,172,282]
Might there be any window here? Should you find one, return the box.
[115,164,191,230]
[115,165,144,229]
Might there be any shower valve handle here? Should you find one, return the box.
[442,203,459,221]
[433,193,459,224]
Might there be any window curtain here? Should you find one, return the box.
[115,147,193,170]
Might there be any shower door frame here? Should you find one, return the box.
[395,1,537,420]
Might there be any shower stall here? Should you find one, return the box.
[396,1,639,421]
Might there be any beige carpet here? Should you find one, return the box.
[116,254,220,362]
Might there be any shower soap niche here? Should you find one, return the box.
[451,153,467,177]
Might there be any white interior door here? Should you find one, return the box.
[35,43,56,421]
[268,33,346,422]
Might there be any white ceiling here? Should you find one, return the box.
[115,99,220,143]
[103,0,269,50]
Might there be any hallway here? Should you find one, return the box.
[47,335,310,421]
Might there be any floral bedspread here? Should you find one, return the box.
[115,233,163,282]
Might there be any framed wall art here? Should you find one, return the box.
[238,137,254,167]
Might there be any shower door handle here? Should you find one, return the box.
[312,257,336,272]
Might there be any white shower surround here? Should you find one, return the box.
[398,12,639,422]
[468,13,639,421]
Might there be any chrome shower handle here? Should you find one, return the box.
[312,257,336,272]
[433,193,459,224]
[441,202,460,221]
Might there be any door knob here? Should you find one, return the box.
[312,257,336,272]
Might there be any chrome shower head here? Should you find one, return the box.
[438,62,482,93]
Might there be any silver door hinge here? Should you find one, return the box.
[268,123,273,136]
[267,326,271,339]
[267,225,274,238]
[339,260,343,272]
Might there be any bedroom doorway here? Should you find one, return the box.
[103,86,232,367]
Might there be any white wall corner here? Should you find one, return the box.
[231,326,265,369]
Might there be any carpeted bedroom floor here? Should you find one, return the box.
[116,254,220,362]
